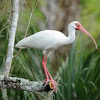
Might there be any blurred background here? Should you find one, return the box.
[0,0,100,100]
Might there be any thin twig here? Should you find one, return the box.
[0,25,9,34]
[13,0,38,58]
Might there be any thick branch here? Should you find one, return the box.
[0,75,52,92]
[3,0,19,76]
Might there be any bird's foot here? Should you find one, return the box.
[43,78,57,93]
[43,78,51,87]
[49,79,57,93]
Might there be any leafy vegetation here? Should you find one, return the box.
[0,0,100,100]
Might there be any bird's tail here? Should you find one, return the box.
[15,40,27,49]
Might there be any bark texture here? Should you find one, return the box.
[3,0,19,76]
[0,75,52,92]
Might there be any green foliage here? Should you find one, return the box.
[0,16,9,74]
[0,0,100,100]
[81,0,100,38]
[55,38,100,100]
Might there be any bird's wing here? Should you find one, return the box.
[15,30,60,50]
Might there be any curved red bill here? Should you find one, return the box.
[79,27,98,49]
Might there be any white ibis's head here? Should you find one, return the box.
[69,21,98,49]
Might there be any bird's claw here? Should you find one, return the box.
[43,78,57,93]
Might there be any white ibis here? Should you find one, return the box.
[15,21,98,92]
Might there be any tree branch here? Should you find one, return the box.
[3,0,19,76]
[0,75,53,92]
[13,0,38,58]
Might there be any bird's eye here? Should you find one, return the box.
[76,24,79,26]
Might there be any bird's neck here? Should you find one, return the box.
[64,26,76,45]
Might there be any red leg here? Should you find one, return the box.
[44,57,57,93]
[42,55,49,86]
[46,69,55,81]
[45,57,54,80]
[45,67,57,92]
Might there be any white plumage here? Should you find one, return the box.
[15,21,98,93]
[16,30,67,50]
[16,21,98,56]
